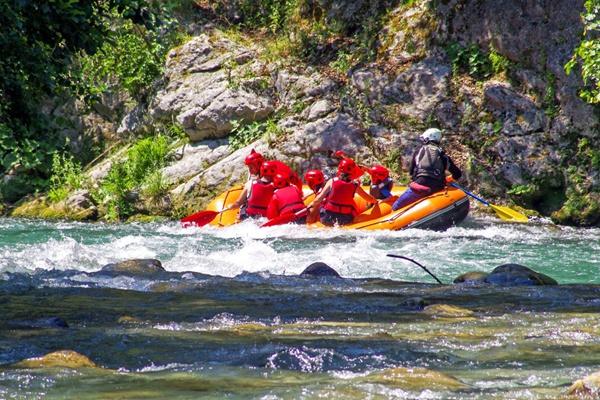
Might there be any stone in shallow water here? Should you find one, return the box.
[453,271,489,284]
[359,367,467,391]
[101,259,165,276]
[300,262,341,278]
[567,370,600,397]
[423,304,474,317]
[484,264,558,286]
[15,350,96,369]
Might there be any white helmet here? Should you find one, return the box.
[420,128,442,143]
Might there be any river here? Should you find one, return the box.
[1,215,599,399]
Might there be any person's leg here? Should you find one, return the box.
[392,187,425,210]
[320,209,335,226]
[334,213,354,225]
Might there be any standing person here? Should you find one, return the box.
[225,161,277,220]
[308,159,377,226]
[244,149,264,181]
[392,128,462,211]
[267,174,307,224]
[367,165,394,200]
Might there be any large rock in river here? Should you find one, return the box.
[484,264,558,286]
[101,259,165,276]
[300,262,341,278]
[15,350,96,369]
[453,271,489,284]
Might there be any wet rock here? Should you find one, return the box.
[300,262,341,278]
[423,304,474,318]
[15,350,96,369]
[8,317,68,329]
[402,296,428,309]
[101,259,165,276]
[117,316,143,325]
[360,367,467,391]
[484,264,558,286]
[567,370,600,398]
[453,271,489,284]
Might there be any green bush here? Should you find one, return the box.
[96,135,170,220]
[446,43,493,80]
[565,0,600,104]
[229,119,280,150]
[48,153,86,203]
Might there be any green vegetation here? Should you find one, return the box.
[565,0,600,104]
[446,43,512,80]
[94,135,170,220]
[229,118,282,150]
[48,154,87,203]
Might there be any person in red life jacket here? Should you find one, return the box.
[392,128,462,211]
[307,159,377,226]
[304,169,326,223]
[267,173,307,224]
[225,160,277,220]
[367,164,394,200]
[244,149,264,181]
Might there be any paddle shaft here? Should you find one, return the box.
[449,182,489,206]
[387,254,443,284]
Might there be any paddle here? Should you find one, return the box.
[387,254,443,284]
[180,210,222,228]
[261,208,308,227]
[450,182,528,223]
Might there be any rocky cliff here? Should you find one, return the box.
[11,0,600,226]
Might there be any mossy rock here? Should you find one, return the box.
[423,304,475,317]
[10,196,96,221]
[360,367,467,391]
[15,350,97,369]
[485,264,557,286]
[126,214,170,223]
[101,259,165,276]
[567,370,600,398]
[117,315,143,324]
[453,271,489,284]
[551,193,600,227]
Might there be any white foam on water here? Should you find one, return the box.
[1,217,599,283]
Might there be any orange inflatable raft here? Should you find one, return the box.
[205,185,469,231]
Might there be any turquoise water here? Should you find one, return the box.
[1,216,599,284]
[1,215,600,399]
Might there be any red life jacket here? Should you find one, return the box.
[273,186,305,215]
[324,178,357,215]
[246,180,275,216]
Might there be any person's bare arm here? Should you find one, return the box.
[225,182,250,210]
[308,179,332,209]
[356,185,377,204]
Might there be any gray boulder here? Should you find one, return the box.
[484,264,558,286]
[300,262,341,278]
[101,259,165,276]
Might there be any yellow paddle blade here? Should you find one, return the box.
[490,204,529,223]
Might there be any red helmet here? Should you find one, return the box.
[304,169,325,190]
[273,173,290,189]
[337,158,357,176]
[260,160,278,179]
[244,149,264,174]
[368,165,389,184]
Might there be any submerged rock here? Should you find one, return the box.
[423,304,475,318]
[8,317,68,329]
[360,367,467,391]
[300,262,341,278]
[567,370,600,398]
[453,271,489,284]
[15,350,96,369]
[101,259,165,276]
[484,264,558,286]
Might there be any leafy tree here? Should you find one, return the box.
[565,0,600,104]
